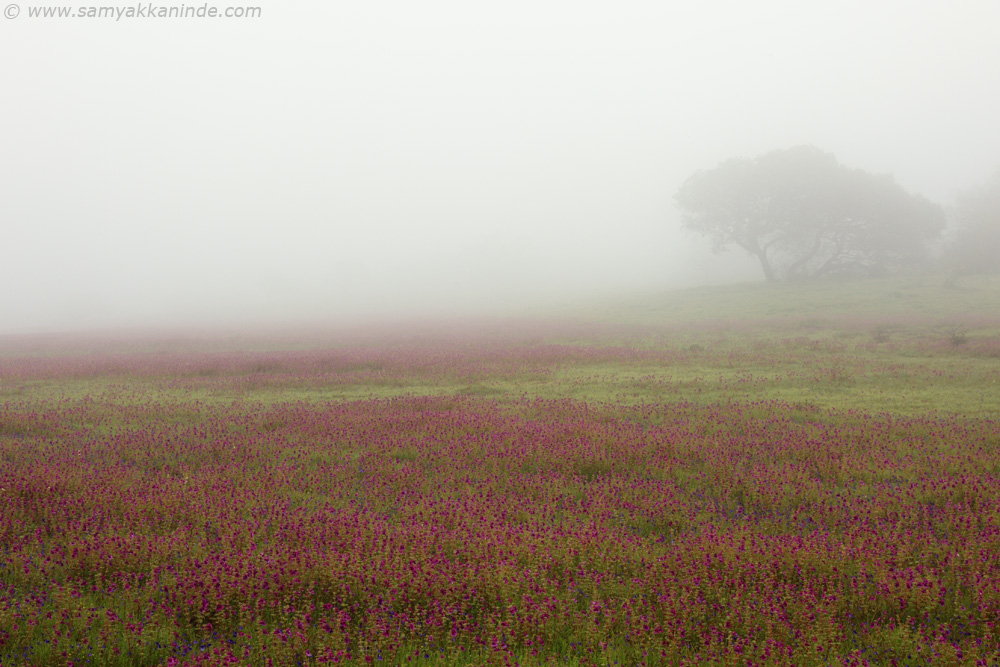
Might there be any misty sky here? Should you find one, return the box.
[3,0,1000,334]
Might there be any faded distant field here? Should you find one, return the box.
[2,275,1000,666]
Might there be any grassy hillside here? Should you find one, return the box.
[589,273,1000,329]
[3,275,1000,666]
[3,274,998,418]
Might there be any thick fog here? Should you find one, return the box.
[3,0,999,334]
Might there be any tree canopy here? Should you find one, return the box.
[675,146,946,282]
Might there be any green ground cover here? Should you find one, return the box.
[1,274,999,666]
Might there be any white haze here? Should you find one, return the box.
[2,0,999,334]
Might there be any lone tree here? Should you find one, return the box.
[675,146,945,282]
[945,169,1000,276]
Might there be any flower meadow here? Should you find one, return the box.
[2,319,1000,666]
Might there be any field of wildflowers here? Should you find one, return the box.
[2,280,1000,666]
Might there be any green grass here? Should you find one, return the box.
[3,273,999,420]
[585,273,1000,326]
[3,268,1000,667]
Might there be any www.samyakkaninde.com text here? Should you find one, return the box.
[21,4,261,19]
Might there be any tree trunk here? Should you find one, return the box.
[737,238,777,282]
[785,233,827,280]
[755,251,776,282]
